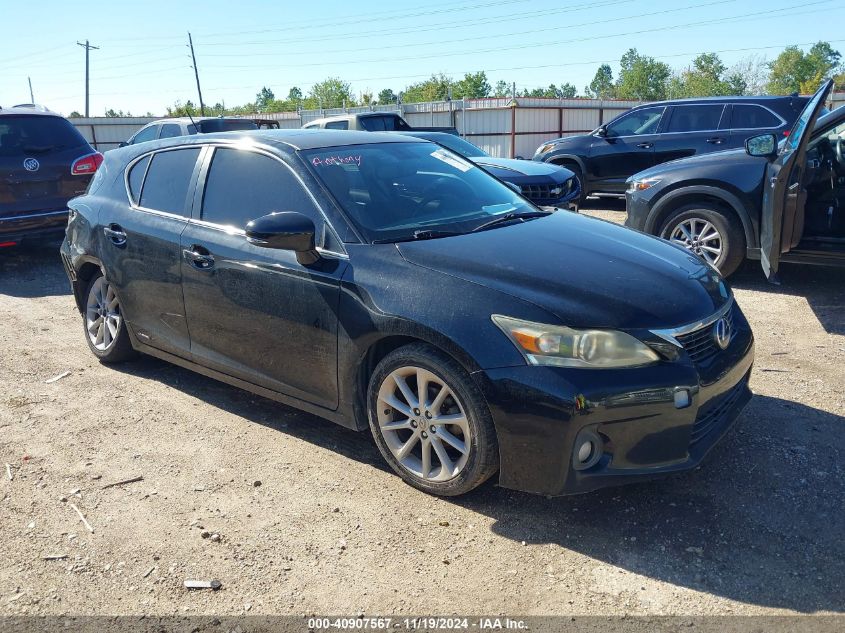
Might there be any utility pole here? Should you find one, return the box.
[188,32,206,116]
[27,77,34,103]
[76,40,99,117]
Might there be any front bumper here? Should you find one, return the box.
[472,311,754,496]
[0,209,69,243]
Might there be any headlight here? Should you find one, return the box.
[492,315,660,368]
[627,176,661,193]
[536,143,555,155]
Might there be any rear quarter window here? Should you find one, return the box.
[138,148,200,215]
[730,105,782,129]
[127,154,151,204]
[0,115,87,156]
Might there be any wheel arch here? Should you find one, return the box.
[646,185,758,250]
[71,257,105,314]
[548,153,586,173]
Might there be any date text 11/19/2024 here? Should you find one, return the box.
[307,617,528,630]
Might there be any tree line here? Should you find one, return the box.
[98,41,842,118]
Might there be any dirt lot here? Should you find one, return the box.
[1,202,843,617]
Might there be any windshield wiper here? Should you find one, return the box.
[373,229,465,244]
[469,210,550,233]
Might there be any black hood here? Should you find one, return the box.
[397,212,730,330]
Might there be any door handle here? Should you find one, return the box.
[103,224,127,246]
[182,245,215,270]
[706,137,725,145]
[636,142,653,149]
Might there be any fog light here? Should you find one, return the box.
[572,428,603,471]
[674,389,690,409]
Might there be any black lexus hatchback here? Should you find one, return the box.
[1,105,101,246]
[61,129,754,497]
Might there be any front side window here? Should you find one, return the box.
[138,148,200,215]
[666,104,724,133]
[605,107,664,137]
[303,142,538,243]
[159,123,182,139]
[730,104,781,130]
[201,148,318,229]
[131,125,158,144]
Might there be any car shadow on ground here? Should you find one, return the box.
[112,355,843,613]
[730,261,845,335]
[579,196,627,213]
[0,239,70,298]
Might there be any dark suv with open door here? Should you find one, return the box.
[625,80,837,278]
[0,105,101,247]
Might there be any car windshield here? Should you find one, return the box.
[424,135,488,159]
[303,142,539,242]
[0,115,87,156]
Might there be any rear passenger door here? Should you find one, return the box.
[98,147,203,357]
[652,103,727,165]
[179,146,347,409]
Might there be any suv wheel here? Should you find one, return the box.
[659,204,745,276]
[83,272,136,363]
[367,343,499,496]
[561,163,588,205]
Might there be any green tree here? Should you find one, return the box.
[584,64,615,99]
[728,54,769,96]
[166,100,197,117]
[68,111,82,118]
[104,108,132,117]
[768,42,842,94]
[360,91,374,106]
[452,71,491,99]
[309,77,355,108]
[559,82,577,98]
[616,49,671,101]
[402,73,452,103]
[377,88,397,104]
[668,53,741,98]
[287,87,303,101]
[492,80,511,98]
[255,86,275,112]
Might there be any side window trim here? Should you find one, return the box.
[123,146,202,220]
[192,144,350,257]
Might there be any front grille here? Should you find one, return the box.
[690,378,746,446]
[675,302,736,364]
[520,177,574,203]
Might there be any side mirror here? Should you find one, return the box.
[245,211,319,265]
[745,133,777,157]
[118,141,129,148]
[595,125,608,137]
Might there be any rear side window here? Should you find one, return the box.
[0,115,87,156]
[325,120,349,130]
[159,123,182,139]
[360,116,388,131]
[127,154,151,204]
[139,148,200,215]
[666,105,724,133]
[201,148,318,229]
[730,104,781,129]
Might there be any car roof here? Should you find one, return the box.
[634,95,807,108]
[142,129,428,152]
[149,116,253,124]
[307,112,397,125]
[0,105,63,117]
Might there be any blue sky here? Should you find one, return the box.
[1,0,842,116]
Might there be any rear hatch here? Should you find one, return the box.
[0,115,93,217]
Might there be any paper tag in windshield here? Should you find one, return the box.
[431,148,471,172]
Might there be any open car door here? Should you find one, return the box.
[760,79,833,279]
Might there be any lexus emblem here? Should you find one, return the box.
[23,157,40,172]
[713,317,731,350]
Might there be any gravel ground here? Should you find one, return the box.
[1,204,843,617]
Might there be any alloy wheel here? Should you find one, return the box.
[376,366,471,482]
[85,276,122,351]
[666,217,723,265]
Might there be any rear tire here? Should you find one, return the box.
[367,343,499,497]
[659,204,745,277]
[83,272,136,363]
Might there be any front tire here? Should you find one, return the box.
[83,272,136,363]
[659,204,745,276]
[367,343,499,496]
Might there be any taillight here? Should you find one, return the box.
[71,152,104,176]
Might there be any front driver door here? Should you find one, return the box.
[180,146,347,409]
[588,106,665,193]
[760,79,833,279]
